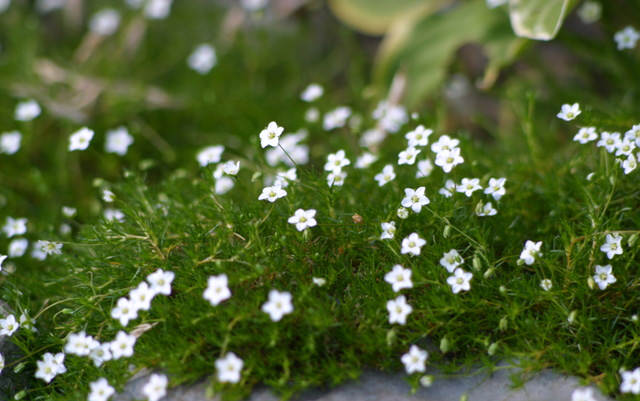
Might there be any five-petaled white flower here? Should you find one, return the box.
[540,279,553,291]
[622,154,637,175]
[197,145,224,167]
[0,314,19,336]
[204,274,232,306]
[600,233,623,259]
[105,126,134,156]
[258,185,287,202]
[416,159,434,178]
[439,179,456,198]
[324,149,350,172]
[401,186,430,213]
[573,127,598,144]
[261,290,294,322]
[519,240,542,265]
[380,221,396,240]
[457,178,482,197]
[288,209,317,231]
[35,352,66,383]
[401,233,426,256]
[327,170,347,187]
[35,240,63,256]
[398,147,421,165]
[109,330,136,359]
[440,249,463,273]
[625,124,640,147]
[401,345,428,374]
[68,127,95,151]
[484,177,506,200]
[614,26,640,50]
[3,217,27,238]
[476,201,497,217]
[620,367,640,394]
[593,264,616,290]
[374,164,396,187]
[557,103,581,121]
[259,121,284,148]
[222,160,240,176]
[431,135,460,153]
[215,352,244,383]
[384,265,413,293]
[142,373,168,401]
[129,282,155,311]
[447,268,472,294]
[146,269,175,295]
[111,297,138,327]
[596,131,621,153]
[89,343,112,367]
[435,148,464,173]
[571,387,596,401]
[88,377,115,401]
[386,295,412,325]
[64,331,98,356]
[405,125,432,147]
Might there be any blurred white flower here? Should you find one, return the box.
[68,127,94,151]
[145,0,172,19]
[143,374,168,401]
[215,352,244,383]
[105,127,133,156]
[0,131,21,154]
[188,44,217,74]
[614,26,640,50]
[89,9,121,36]
[197,145,224,167]
[14,99,41,121]
[300,83,323,102]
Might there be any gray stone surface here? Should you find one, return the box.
[116,365,614,401]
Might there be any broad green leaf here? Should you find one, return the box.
[376,1,525,106]
[327,0,452,35]
[508,0,576,40]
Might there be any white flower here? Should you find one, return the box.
[573,127,598,144]
[147,268,175,295]
[143,373,168,401]
[571,387,596,401]
[312,277,326,286]
[288,209,317,232]
[616,138,636,157]
[557,103,581,121]
[384,265,413,293]
[401,233,426,256]
[372,101,407,133]
[204,274,231,306]
[129,282,155,311]
[68,127,94,151]
[62,206,77,218]
[327,170,347,187]
[109,331,136,359]
[577,1,601,23]
[355,152,378,169]
[596,132,621,153]
[401,345,428,374]
[614,26,640,50]
[600,234,623,259]
[64,331,98,356]
[430,135,460,154]
[35,352,66,383]
[305,107,320,123]
[440,249,463,273]
[486,0,507,8]
[35,240,63,256]
[274,168,297,187]
[620,367,640,394]
[197,145,224,167]
[241,0,267,12]
[188,44,217,74]
[386,295,412,325]
[397,207,409,219]
[89,8,120,36]
[3,217,27,237]
[374,164,396,187]
[215,177,234,194]
[14,99,41,121]
[398,147,421,165]
[105,127,133,155]
[265,131,309,166]
[102,189,115,203]
[259,121,284,148]
[144,0,172,19]
[8,238,28,258]
[416,159,433,178]
[483,177,506,200]
[89,343,112,367]
[300,83,323,102]
[622,154,637,174]
[111,297,138,326]
[540,279,553,291]
[435,148,464,173]
[261,290,293,321]
[475,201,497,217]
[104,208,125,222]
[0,314,19,336]
[359,128,387,147]
[380,221,396,240]
[222,160,240,176]
[401,186,430,213]
[439,179,456,198]
[405,125,432,147]
[323,106,351,131]
[88,378,115,401]
[593,264,616,290]
[0,131,22,154]
[324,150,350,172]
[258,185,287,202]
[215,352,244,383]
[447,268,472,293]
[519,240,542,265]
[457,178,482,197]
[625,124,640,146]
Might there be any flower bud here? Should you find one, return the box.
[499,316,508,331]
[472,255,482,271]
[397,207,409,219]
[14,390,27,400]
[440,337,450,354]
[483,267,495,279]
[420,375,434,387]
[386,328,396,347]
[587,277,595,290]
[567,310,577,324]
[499,285,507,294]
[443,225,452,238]
[488,342,498,356]
[460,394,468,401]
[628,233,638,247]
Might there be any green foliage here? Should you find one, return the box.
[508,0,577,40]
